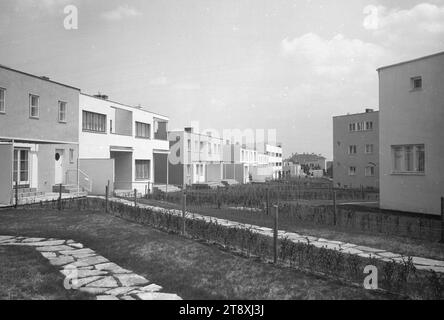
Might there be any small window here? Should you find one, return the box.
[349,123,356,132]
[366,121,373,131]
[187,139,191,151]
[348,145,357,154]
[135,122,151,139]
[365,166,375,177]
[110,120,113,133]
[349,167,356,176]
[411,77,422,90]
[69,149,74,164]
[365,144,374,154]
[0,88,5,113]
[58,101,67,123]
[135,160,150,180]
[29,94,39,118]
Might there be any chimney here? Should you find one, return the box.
[94,93,109,100]
[365,108,374,113]
[41,76,50,80]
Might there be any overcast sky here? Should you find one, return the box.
[1,0,443,158]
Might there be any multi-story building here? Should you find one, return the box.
[0,65,80,205]
[378,51,444,215]
[333,109,379,189]
[282,161,304,178]
[289,153,327,172]
[265,144,283,179]
[78,93,170,195]
[167,127,224,186]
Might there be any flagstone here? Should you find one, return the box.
[36,245,75,252]
[77,255,109,266]
[96,295,119,300]
[48,256,75,266]
[105,287,137,296]
[95,262,132,274]
[139,284,162,292]
[41,252,57,259]
[61,269,108,279]
[121,296,136,300]
[0,236,15,241]
[79,287,110,295]
[70,276,104,288]
[23,240,66,247]
[87,277,119,288]
[354,246,385,253]
[59,248,95,256]
[22,238,46,243]
[69,243,84,249]
[114,274,149,287]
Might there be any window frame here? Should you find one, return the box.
[58,101,67,123]
[82,110,107,133]
[0,87,6,114]
[348,166,357,176]
[29,94,40,119]
[135,121,151,139]
[135,160,151,180]
[411,76,422,90]
[391,144,425,174]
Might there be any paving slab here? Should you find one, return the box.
[23,240,66,247]
[139,284,162,292]
[105,287,137,296]
[77,255,109,266]
[79,287,110,295]
[114,274,149,287]
[96,295,119,300]
[48,256,75,266]
[95,262,132,274]
[87,277,119,288]
[61,269,108,279]
[36,245,75,252]
[22,238,46,243]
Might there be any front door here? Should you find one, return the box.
[13,149,30,187]
[55,150,64,185]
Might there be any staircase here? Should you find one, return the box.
[52,184,87,194]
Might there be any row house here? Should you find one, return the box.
[78,93,169,196]
[378,51,444,216]
[0,65,80,205]
[167,127,224,186]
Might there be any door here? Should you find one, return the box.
[55,149,64,185]
[13,149,30,187]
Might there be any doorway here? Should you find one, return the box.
[13,148,30,188]
[55,149,64,185]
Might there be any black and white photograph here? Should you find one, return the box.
[0,0,443,307]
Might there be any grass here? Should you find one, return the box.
[0,246,91,300]
[0,208,400,300]
[136,198,444,261]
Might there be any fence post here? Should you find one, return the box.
[182,189,187,235]
[273,204,279,264]
[134,188,137,207]
[333,189,337,226]
[15,180,18,208]
[58,183,62,211]
[105,181,109,213]
[440,197,444,244]
[266,187,270,216]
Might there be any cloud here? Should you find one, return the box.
[282,33,387,78]
[362,3,444,54]
[101,5,142,21]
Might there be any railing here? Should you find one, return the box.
[65,169,92,193]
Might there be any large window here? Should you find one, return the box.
[391,145,425,173]
[58,101,67,123]
[29,94,39,118]
[135,160,151,180]
[135,122,151,139]
[0,88,5,113]
[82,110,106,133]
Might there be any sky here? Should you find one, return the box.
[1,0,444,159]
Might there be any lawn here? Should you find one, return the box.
[0,246,91,300]
[136,198,444,261]
[0,208,399,300]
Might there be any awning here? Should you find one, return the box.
[110,146,133,152]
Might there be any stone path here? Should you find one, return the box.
[0,235,182,300]
[102,196,444,273]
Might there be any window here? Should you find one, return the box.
[349,167,356,176]
[187,139,191,151]
[348,145,357,154]
[365,166,375,177]
[366,121,373,131]
[391,145,425,173]
[411,77,422,90]
[29,94,39,118]
[349,123,356,132]
[357,122,364,131]
[135,160,150,180]
[135,122,151,139]
[365,144,374,154]
[69,149,74,164]
[0,88,5,113]
[82,111,106,133]
[110,120,113,133]
[58,101,67,123]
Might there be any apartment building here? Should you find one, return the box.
[283,161,304,178]
[223,143,258,183]
[378,52,444,215]
[0,65,80,205]
[289,153,326,172]
[167,127,224,186]
[333,109,379,189]
[78,93,169,195]
[265,144,283,179]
